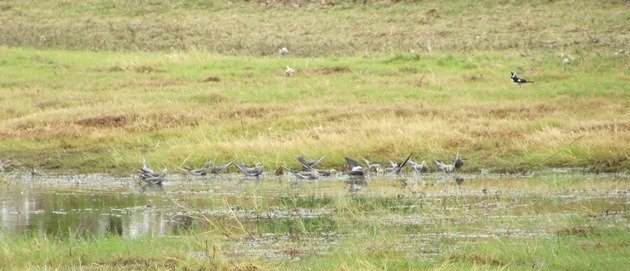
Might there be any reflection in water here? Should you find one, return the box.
[0,185,337,240]
[0,188,185,239]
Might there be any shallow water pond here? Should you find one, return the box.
[1,171,629,260]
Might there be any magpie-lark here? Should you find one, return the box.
[510,72,534,85]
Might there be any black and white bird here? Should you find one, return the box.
[235,163,264,178]
[510,72,534,85]
[344,157,365,177]
[383,154,412,174]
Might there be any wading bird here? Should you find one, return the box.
[383,154,412,174]
[344,157,365,177]
[297,156,325,170]
[434,160,455,173]
[283,166,318,180]
[409,160,429,173]
[435,155,464,173]
[235,163,264,178]
[138,158,164,180]
[454,176,464,186]
[140,169,167,185]
[209,162,233,174]
[181,162,212,176]
[363,158,382,173]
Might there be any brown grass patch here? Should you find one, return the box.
[374,106,436,118]
[557,226,595,237]
[192,92,228,104]
[139,113,202,128]
[97,65,165,73]
[571,121,630,133]
[448,254,508,266]
[130,65,165,73]
[75,115,129,128]
[312,66,350,75]
[114,77,181,89]
[98,256,181,269]
[201,76,221,82]
[222,105,284,119]
[486,103,556,119]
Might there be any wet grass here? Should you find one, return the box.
[1,174,628,270]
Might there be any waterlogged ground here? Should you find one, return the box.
[1,171,629,264]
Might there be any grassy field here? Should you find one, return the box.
[0,1,628,270]
[0,47,628,173]
[0,0,628,174]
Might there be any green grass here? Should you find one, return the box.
[1,175,628,270]
[3,227,625,270]
[0,0,627,54]
[0,1,628,173]
[0,1,628,270]
[0,47,627,173]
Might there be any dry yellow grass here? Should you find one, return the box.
[0,48,628,173]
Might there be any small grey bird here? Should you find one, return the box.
[434,160,455,173]
[235,163,264,178]
[300,163,336,177]
[138,158,164,179]
[142,158,154,174]
[209,162,233,174]
[454,176,464,186]
[345,157,365,176]
[315,168,336,176]
[363,158,382,173]
[283,166,318,180]
[383,154,412,174]
[285,66,295,76]
[181,162,212,176]
[560,53,570,64]
[279,47,289,56]
[454,154,464,169]
[140,169,167,185]
[297,156,325,170]
[409,160,429,173]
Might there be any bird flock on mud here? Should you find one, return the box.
[137,154,466,188]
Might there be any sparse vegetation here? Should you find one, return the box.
[0,0,628,270]
[1,175,628,270]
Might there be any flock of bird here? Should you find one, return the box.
[137,154,465,186]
